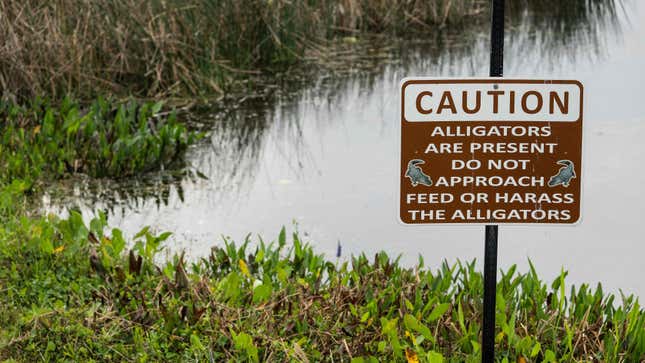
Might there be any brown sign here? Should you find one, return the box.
[399,79,583,224]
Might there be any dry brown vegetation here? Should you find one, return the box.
[0,0,623,102]
[0,0,486,102]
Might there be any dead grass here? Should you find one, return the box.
[0,0,621,103]
[0,0,486,102]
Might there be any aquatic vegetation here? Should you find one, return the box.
[0,97,202,185]
[0,187,642,361]
[0,0,622,102]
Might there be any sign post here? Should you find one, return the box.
[484,1,504,362]
[399,3,584,361]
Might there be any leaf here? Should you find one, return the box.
[428,303,450,322]
[377,341,387,352]
[496,331,505,343]
[278,226,286,247]
[470,340,481,353]
[111,229,125,256]
[134,226,150,239]
[239,259,251,278]
[219,272,242,302]
[405,348,419,363]
[544,350,557,363]
[195,170,209,179]
[90,212,107,237]
[232,331,259,363]
[380,317,401,357]
[151,101,164,115]
[404,298,414,311]
[427,351,444,363]
[403,314,433,342]
[40,238,54,254]
[255,249,264,263]
[404,330,417,345]
[457,301,466,333]
[252,283,272,304]
[190,333,205,352]
[530,342,541,357]
[156,231,172,243]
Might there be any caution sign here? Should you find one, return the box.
[399,79,583,224]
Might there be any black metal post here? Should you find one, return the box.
[489,0,505,78]
[482,225,498,362]
[483,1,504,362]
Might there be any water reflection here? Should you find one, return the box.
[43,0,645,296]
[42,171,192,218]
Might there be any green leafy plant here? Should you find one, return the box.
[0,97,202,184]
[0,209,643,361]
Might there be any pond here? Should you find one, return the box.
[44,0,645,297]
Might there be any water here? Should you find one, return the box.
[44,1,645,297]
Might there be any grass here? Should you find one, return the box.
[0,0,622,103]
[0,187,643,361]
[0,0,483,102]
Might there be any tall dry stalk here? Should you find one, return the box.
[0,0,617,102]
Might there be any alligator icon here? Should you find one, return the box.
[548,160,576,187]
[405,159,432,187]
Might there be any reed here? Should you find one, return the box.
[1,0,619,103]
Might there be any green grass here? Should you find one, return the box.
[0,184,643,361]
